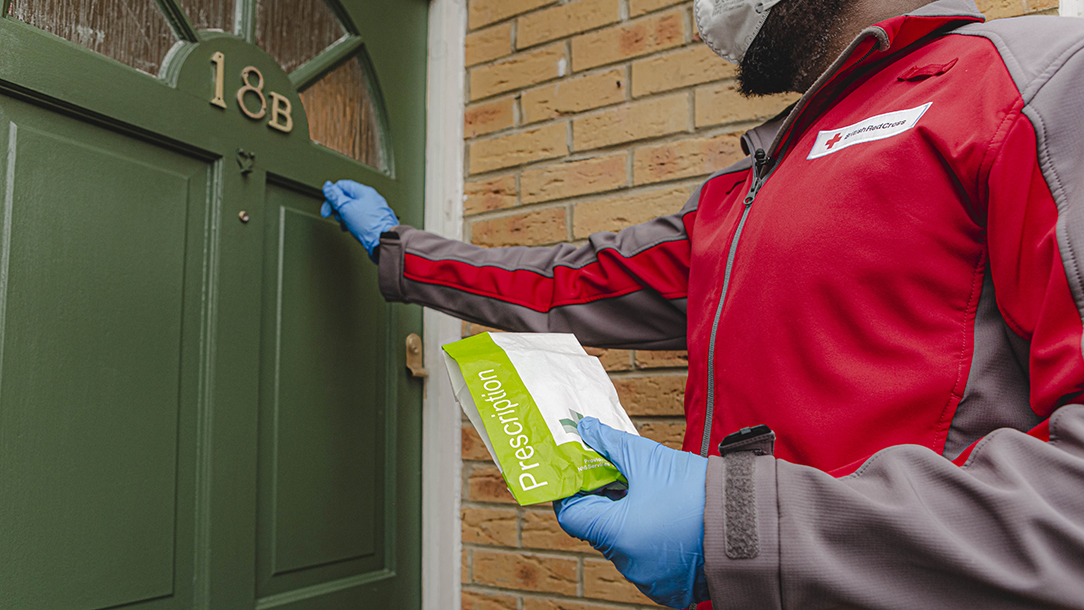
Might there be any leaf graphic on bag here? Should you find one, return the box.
[560,409,586,434]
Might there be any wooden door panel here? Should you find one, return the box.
[0,1,428,607]
[256,182,392,605]
[0,104,209,609]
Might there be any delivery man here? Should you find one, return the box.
[322,0,1084,606]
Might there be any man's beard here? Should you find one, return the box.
[738,0,849,96]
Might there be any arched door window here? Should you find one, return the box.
[5,0,389,172]
[6,1,176,75]
[176,0,235,32]
[255,0,344,72]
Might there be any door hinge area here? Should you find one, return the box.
[405,333,429,378]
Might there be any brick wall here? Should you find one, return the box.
[456,1,1057,609]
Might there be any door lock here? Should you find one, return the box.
[405,333,428,378]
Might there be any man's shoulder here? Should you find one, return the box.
[950,14,1084,94]
[955,12,1084,39]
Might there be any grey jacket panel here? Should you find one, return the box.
[945,273,1036,459]
[705,404,1084,610]
[909,0,983,19]
[391,276,689,349]
[953,17,1084,329]
[740,112,788,156]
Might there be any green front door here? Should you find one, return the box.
[0,1,426,608]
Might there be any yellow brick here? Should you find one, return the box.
[637,420,685,449]
[518,0,621,49]
[465,97,516,138]
[632,44,735,96]
[612,375,686,416]
[571,9,685,71]
[462,507,519,546]
[633,132,744,185]
[467,23,514,67]
[469,0,558,29]
[977,0,1057,19]
[695,82,799,128]
[573,93,687,151]
[471,43,566,101]
[586,346,633,371]
[463,591,519,610]
[473,550,578,595]
[465,175,518,216]
[572,186,687,238]
[521,69,627,124]
[470,123,568,174]
[521,153,627,204]
[629,0,686,16]
[584,558,657,604]
[463,423,494,461]
[467,465,517,503]
[472,207,568,247]
[634,349,688,368]
[463,548,470,583]
[521,510,597,552]
[523,599,620,610]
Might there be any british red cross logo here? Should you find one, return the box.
[826,133,843,149]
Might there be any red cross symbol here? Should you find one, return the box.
[826,133,843,149]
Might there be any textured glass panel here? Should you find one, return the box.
[255,0,344,73]
[176,0,235,32]
[300,57,387,170]
[8,0,176,76]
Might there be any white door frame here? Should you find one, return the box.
[423,1,466,609]
[1062,0,1084,17]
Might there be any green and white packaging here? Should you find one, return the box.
[443,332,639,506]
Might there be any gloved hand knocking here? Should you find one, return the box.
[555,417,710,609]
[321,179,399,262]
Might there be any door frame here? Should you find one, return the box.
[422,1,466,609]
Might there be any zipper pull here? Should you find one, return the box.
[753,148,768,172]
[744,148,771,205]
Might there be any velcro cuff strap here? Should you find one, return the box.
[378,229,406,302]
[724,452,759,559]
[704,454,782,608]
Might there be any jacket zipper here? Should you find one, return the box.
[699,149,772,456]
[696,27,890,457]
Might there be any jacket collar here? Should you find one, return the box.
[741,0,984,156]
[872,0,984,57]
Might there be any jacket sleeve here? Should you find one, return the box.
[702,408,1084,609]
[375,190,702,350]
[702,28,1084,610]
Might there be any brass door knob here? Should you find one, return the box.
[405,333,428,378]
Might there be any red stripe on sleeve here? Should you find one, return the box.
[402,239,691,313]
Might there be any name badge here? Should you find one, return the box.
[808,102,931,159]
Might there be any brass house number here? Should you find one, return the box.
[210,51,294,133]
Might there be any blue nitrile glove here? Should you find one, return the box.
[555,417,710,609]
[321,179,399,262]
